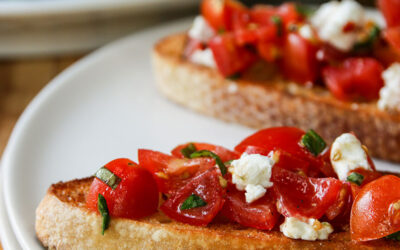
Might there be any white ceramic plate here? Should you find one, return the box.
[0,0,199,58]
[1,17,399,249]
[0,170,22,250]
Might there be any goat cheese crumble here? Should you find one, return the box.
[311,0,366,52]
[378,63,400,113]
[280,217,334,241]
[330,133,372,180]
[189,48,217,68]
[188,16,215,42]
[229,152,277,203]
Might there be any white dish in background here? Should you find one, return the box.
[1,17,399,249]
[0,0,199,58]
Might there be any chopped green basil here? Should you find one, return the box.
[180,194,207,210]
[295,4,315,18]
[218,28,226,34]
[224,160,233,166]
[190,150,227,175]
[181,143,197,158]
[347,172,364,186]
[300,129,327,156]
[226,72,241,80]
[271,15,283,37]
[386,231,400,241]
[98,194,110,235]
[94,167,121,190]
[353,25,381,52]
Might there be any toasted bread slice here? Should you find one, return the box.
[152,33,400,162]
[36,177,400,249]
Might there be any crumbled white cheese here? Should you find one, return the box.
[280,217,334,241]
[330,133,372,180]
[188,16,215,42]
[189,48,216,68]
[378,63,400,113]
[299,24,315,41]
[229,152,276,203]
[310,0,366,51]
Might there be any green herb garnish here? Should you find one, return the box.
[347,172,364,186]
[94,167,121,190]
[386,231,400,241]
[218,28,226,34]
[180,194,207,210]
[353,25,381,52]
[190,150,227,175]
[295,4,315,18]
[226,72,241,80]
[224,160,233,166]
[181,143,197,158]
[300,129,327,156]
[98,194,110,235]
[271,15,283,37]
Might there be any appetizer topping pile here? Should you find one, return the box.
[185,0,400,112]
[86,126,400,243]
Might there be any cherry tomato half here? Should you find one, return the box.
[279,33,319,84]
[221,185,279,230]
[209,33,257,76]
[351,175,400,241]
[138,149,215,194]
[384,27,400,55]
[272,167,342,219]
[322,57,384,101]
[171,142,239,162]
[201,0,248,31]
[161,167,226,226]
[86,158,159,220]
[378,0,400,28]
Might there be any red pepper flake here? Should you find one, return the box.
[342,22,356,33]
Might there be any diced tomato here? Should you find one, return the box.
[257,41,280,62]
[272,167,342,219]
[316,44,348,64]
[325,182,353,224]
[161,168,226,226]
[201,0,248,31]
[184,38,205,58]
[250,5,276,26]
[384,27,400,55]
[378,0,400,28]
[221,185,279,230]
[235,127,333,177]
[351,175,400,241]
[251,3,301,29]
[322,57,384,101]
[138,149,215,194]
[276,3,302,28]
[279,33,319,84]
[235,25,278,46]
[373,43,400,67]
[209,33,257,76]
[86,158,159,220]
[171,142,239,162]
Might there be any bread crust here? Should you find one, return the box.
[35,177,400,249]
[152,33,400,162]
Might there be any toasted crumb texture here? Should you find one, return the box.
[35,178,400,249]
[152,33,400,162]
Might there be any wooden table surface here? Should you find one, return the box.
[0,55,83,248]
